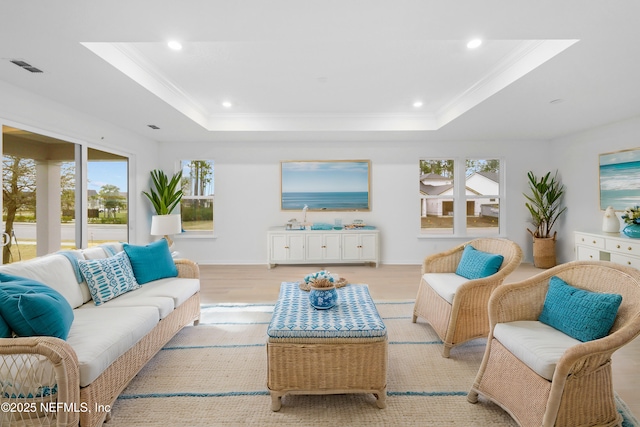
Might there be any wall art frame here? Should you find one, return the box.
[280,160,371,211]
[599,147,640,210]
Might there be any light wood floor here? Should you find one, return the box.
[198,262,640,418]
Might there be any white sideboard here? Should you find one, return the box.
[574,231,640,269]
[267,226,379,268]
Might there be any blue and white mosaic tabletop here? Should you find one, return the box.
[267,282,387,339]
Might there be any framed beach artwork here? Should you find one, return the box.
[599,148,640,210]
[281,160,371,211]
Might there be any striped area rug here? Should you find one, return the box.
[107,301,639,426]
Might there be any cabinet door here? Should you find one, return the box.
[270,234,289,261]
[287,234,306,261]
[324,234,342,260]
[305,234,325,261]
[341,234,362,260]
[271,234,305,261]
[359,234,378,260]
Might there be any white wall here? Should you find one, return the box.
[161,139,548,265]
[7,75,636,266]
[551,115,640,264]
[0,80,160,245]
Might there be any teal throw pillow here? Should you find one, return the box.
[78,251,140,305]
[539,276,623,342]
[0,314,11,338]
[0,273,74,340]
[123,239,178,285]
[455,245,504,280]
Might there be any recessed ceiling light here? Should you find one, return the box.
[222,101,233,108]
[467,39,482,49]
[413,101,423,108]
[167,40,182,51]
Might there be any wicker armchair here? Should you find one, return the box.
[412,238,522,357]
[468,261,640,427]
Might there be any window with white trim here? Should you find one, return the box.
[180,160,214,235]
[420,158,502,236]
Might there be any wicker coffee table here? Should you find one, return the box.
[266,282,388,411]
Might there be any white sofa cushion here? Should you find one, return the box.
[67,306,159,387]
[133,277,200,308]
[0,253,85,309]
[422,273,469,304]
[493,320,581,381]
[78,295,175,319]
[76,277,198,319]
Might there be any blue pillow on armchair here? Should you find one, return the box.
[455,245,504,280]
[539,276,622,342]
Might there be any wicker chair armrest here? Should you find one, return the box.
[174,258,200,279]
[0,336,80,426]
[456,275,505,298]
[488,277,551,326]
[422,243,465,274]
[555,316,640,379]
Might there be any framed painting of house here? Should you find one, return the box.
[281,160,371,211]
[599,148,640,210]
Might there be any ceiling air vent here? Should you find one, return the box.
[10,59,43,73]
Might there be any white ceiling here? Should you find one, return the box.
[2,1,640,143]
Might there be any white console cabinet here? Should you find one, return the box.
[268,227,379,268]
[574,231,640,269]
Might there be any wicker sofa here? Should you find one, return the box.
[0,243,201,427]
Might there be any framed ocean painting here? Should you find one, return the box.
[281,160,371,211]
[599,148,640,210]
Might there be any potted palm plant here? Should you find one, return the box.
[524,170,567,268]
[143,169,183,215]
[143,169,183,245]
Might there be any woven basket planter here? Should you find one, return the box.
[532,233,557,268]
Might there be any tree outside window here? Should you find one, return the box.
[2,156,36,263]
[180,160,214,234]
[420,159,455,235]
[90,184,127,221]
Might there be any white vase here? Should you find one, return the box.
[602,206,620,233]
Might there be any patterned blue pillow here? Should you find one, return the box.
[78,251,140,306]
[455,245,504,280]
[123,239,178,285]
[539,276,622,342]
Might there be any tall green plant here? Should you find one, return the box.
[142,169,183,215]
[524,170,567,238]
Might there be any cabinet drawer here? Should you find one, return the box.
[610,253,640,269]
[576,246,601,261]
[574,233,605,249]
[605,238,640,256]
